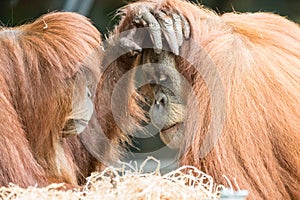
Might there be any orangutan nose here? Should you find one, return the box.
[155,92,167,107]
[150,91,168,130]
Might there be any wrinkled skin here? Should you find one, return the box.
[134,50,187,148]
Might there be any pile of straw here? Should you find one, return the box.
[0,157,247,200]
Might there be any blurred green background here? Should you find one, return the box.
[0,0,299,37]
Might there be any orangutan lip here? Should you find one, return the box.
[161,123,180,132]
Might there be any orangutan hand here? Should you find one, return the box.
[119,4,190,55]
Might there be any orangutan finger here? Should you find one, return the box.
[120,37,142,51]
[120,38,142,57]
[156,11,179,55]
[180,13,190,39]
[135,6,162,53]
[172,13,183,46]
[119,28,142,56]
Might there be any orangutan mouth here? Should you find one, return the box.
[161,123,181,134]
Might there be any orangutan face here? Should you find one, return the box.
[135,50,188,149]
[61,73,94,137]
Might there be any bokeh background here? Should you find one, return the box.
[0,0,299,37]
[1,0,299,173]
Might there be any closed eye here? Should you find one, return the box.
[87,87,92,98]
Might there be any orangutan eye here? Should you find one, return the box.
[159,73,168,82]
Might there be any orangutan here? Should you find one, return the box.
[0,11,110,187]
[101,0,300,199]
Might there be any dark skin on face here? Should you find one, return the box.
[133,49,188,149]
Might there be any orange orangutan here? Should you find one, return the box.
[0,11,115,187]
[101,0,300,199]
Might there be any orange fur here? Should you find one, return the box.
[114,0,300,199]
[0,12,103,187]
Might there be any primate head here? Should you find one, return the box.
[134,50,190,148]
[61,71,95,137]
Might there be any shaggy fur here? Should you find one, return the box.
[0,12,103,187]
[109,0,300,199]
